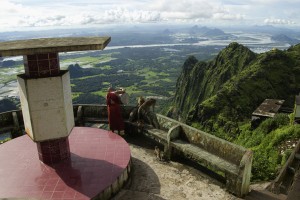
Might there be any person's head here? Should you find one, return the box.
[117,87,125,92]
[138,96,145,106]
[107,87,115,92]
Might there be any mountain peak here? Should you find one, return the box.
[225,42,252,53]
[171,41,300,138]
[182,55,198,72]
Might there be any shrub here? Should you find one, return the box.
[235,114,299,182]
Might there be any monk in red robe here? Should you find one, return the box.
[106,87,125,134]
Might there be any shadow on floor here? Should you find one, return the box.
[112,157,166,200]
[125,133,226,186]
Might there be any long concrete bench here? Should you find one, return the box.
[140,114,253,197]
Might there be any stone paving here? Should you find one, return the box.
[112,135,242,200]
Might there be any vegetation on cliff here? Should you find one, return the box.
[169,42,300,181]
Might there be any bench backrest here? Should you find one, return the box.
[156,114,247,165]
[156,114,181,132]
[180,125,246,165]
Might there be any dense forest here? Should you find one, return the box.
[66,45,221,107]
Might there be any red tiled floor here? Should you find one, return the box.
[0,127,131,199]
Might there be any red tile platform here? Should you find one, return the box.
[0,127,131,199]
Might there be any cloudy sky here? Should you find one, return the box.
[1,0,299,31]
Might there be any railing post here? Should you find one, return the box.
[236,150,253,197]
[12,112,20,129]
[166,125,181,160]
[11,112,23,138]
[77,106,84,126]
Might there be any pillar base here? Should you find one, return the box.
[37,137,70,165]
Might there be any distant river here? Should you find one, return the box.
[105,41,290,53]
[105,43,192,50]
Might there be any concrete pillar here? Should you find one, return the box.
[0,37,111,165]
[18,53,74,165]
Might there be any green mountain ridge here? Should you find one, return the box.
[169,42,300,181]
[173,42,257,122]
[171,42,300,136]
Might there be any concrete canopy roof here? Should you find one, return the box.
[252,99,284,118]
[0,36,111,57]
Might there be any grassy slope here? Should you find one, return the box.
[172,43,300,181]
[194,46,299,134]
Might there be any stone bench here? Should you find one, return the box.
[142,116,177,140]
[140,114,253,197]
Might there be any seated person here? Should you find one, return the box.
[129,96,160,129]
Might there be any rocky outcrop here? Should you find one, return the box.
[171,42,256,121]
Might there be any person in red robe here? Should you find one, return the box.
[106,87,125,134]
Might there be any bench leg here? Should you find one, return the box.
[163,144,173,161]
[225,173,236,195]
[225,173,245,197]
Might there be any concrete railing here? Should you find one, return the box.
[73,104,135,126]
[0,104,252,197]
[0,104,136,137]
[269,138,300,195]
[0,109,24,139]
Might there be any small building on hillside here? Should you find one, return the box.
[251,99,285,127]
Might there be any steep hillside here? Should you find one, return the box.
[172,42,257,122]
[170,42,300,138]
[169,42,300,181]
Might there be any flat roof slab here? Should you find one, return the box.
[252,99,284,118]
[0,37,111,57]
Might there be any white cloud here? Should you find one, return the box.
[213,13,244,21]
[0,0,299,31]
[150,0,218,19]
[0,0,163,29]
[249,0,299,4]
[100,8,161,23]
[264,18,296,25]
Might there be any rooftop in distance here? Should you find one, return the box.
[0,36,111,57]
[252,99,285,118]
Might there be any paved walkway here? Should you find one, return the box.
[112,135,241,200]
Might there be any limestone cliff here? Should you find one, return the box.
[170,42,300,137]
